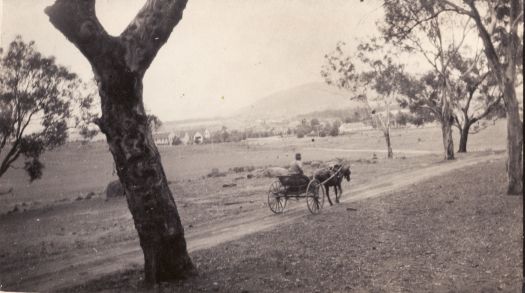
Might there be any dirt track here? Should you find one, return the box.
[10,152,505,292]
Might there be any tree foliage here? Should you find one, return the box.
[381,0,523,192]
[321,39,405,158]
[448,53,505,131]
[381,1,485,160]
[0,36,95,181]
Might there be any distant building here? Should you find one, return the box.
[181,132,190,145]
[193,132,203,144]
[203,129,211,141]
[153,132,175,145]
[338,122,373,134]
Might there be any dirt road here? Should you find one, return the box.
[9,152,504,292]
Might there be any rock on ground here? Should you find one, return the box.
[105,180,125,199]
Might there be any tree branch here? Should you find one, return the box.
[4,149,22,172]
[0,134,8,153]
[120,0,189,75]
[392,8,459,40]
[0,142,21,177]
[440,0,473,16]
[443,18,473,70]
[18,110,38,142]
[464,0,504,79]
[453,112,463,131]
[471,94,503,122]
[45,0,112,72]
[511,10,524,29]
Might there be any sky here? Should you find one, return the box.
[1,0,388,121]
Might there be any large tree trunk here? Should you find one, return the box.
[502,0,523,195]
[46,0,196,283]
[465,0,523,195]
[98,73,195,283]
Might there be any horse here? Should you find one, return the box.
[314,164,351,206]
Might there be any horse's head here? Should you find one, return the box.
[342,166,351,182]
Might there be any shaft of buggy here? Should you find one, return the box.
[320,165,344,185]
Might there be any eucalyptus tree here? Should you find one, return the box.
[0,36,94,181]
[447,53,505,153]
[322,40,405,158]
[382,4,485,159]
[381,0,523,194]
[45,0,196,283]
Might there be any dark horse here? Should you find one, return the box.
[314,164,351,205]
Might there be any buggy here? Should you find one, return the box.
[267,175,325,214]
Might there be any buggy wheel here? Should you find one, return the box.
[306,180,324,214]
[268,180,287,214]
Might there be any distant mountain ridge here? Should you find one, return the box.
[160,82,370,132]
[233,82,363,120]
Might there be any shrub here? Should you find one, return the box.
[231,166,245,173]
[230,165,255,173]
[172,136,183,145]
[207,168,227,177]
[105,180,125,199]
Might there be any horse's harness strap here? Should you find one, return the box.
[321,165,344,185]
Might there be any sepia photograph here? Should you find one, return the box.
[0,0,523,292]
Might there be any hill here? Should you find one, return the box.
[160,82,404,132]
[233,82,363,120]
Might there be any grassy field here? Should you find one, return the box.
[63,159,522,292]
[0,151,448,288]
[0,120,516,292]
[0,121,506,213]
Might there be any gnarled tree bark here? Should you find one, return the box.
[45,0,196,283]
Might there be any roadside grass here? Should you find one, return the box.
[61,157,521,292]
[0,152,438,286]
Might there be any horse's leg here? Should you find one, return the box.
[335,182,341,203]
[325,184,333,206]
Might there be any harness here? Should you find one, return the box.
[320,165,344,185]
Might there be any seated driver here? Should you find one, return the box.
[289,153,309,185]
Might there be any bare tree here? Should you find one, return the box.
[45,0,196,283]
[322,41,404,158]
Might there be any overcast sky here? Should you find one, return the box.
[1,0,391,121]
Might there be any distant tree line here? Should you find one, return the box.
[294,119,341,138]
[295,107,370,124]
